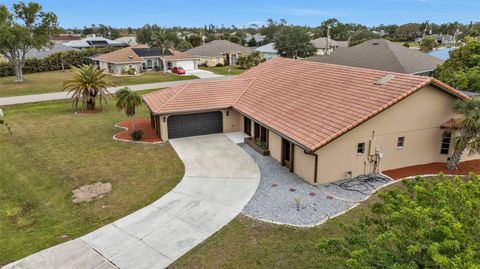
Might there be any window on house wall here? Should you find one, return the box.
[441,132,452,155]
[397,136,405,148]
[244,117,251,136]
[254,122,260,139]
[357,142,365,154]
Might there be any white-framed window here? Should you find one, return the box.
[357,142,365,155]
[397,136,405,148]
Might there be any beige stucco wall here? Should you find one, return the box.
[308,85,469,184]
[293,145,316,182]
[222,109,241,133]
[198,56,225,67]
[268,131,282,162]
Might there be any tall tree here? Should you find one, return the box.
[419,36,439,52]
[349,30,379,46]
[434,38,480,92]
[115,87,142,131]
[273,26,316,58]
[63,65,114,111]
[149,29,172,53]
[0,2,58,82]
[447,99,480,170]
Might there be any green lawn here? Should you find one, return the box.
[0,96,184,266]
[170,183,400,269]
[0,70,197,97]
[199,65,248,76]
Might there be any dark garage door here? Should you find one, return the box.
[168,111,223,139]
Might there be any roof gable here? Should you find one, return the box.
[187,40,254,57]
[308,39,444,74]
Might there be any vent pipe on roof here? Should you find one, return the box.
[374,74,396,85]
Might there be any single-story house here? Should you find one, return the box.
[113,36,137,46]
[25,44,78,59]
[64,35,128,49]
[143,57,475,185]
[245,33,267,46]
[186,40,254,66]
[91,45,198,75]
[254,43,278,60]
[311,37,349,55]
[307,39,444,76]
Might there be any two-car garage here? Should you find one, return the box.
[167,111,223,139]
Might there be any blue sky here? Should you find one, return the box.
[3,0,479,28]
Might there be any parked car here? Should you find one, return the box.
[172,66,186,75]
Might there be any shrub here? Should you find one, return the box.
[403,42,410,48]
[215,63,224,67]
[131,130,144,141]
[317,174,480,268]
[127,66,136,75]
[0,47,119,77]
[253,138,268,150]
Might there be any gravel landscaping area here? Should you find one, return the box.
[241,144,393,226]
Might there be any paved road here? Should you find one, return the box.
[4,134,260,269]
[0,75,231,106]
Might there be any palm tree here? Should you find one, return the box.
[63,65,114,110]
[116,87,142,131]
[447,99,480,170]
[149,29,172,54]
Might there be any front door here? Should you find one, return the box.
[282,138,294,172]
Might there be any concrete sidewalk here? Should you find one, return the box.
[0,76,231,106]
[4,134,260,269]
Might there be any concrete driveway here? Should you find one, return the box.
[4,134,260,269]
[186,69,225,79]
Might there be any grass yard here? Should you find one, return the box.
[0,70,197,97]
[199,65,248,76]
[170,188,386,269]
[0,95,184,266]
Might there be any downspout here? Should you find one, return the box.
[304,150,318,184]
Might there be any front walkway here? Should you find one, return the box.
[4,134,260,269]
[0,76,231,106]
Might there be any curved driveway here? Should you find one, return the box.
[4,134,260,269]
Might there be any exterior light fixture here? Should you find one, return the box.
[163,117,167,123]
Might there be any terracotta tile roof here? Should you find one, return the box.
[143,79,254,115]
[93,47,143,63]
[143,57,468,151]
[440,118,463,129]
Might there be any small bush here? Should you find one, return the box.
[131,130,144,141]
[215,63,224,67]
[403,42,410,48]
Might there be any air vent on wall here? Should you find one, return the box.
[374,74,396,85]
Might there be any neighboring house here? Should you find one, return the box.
[254,43,278,60]
[245,33,266,46]
[311,37,348,55]
[187,40,254,66]
[372,30,387,37]
[64,35,128,49]
[113,36,137,46]
[460,91,480,98]
[91,45,198,75]
[307,39,444,76]
[143,57,474,185]
[430,34,456,45]
[24,44,78,59]
[51,33,82,44]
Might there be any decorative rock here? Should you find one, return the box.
[309,192,316,196]
[72,182,112,203]
[271,183,278,187]
[289,188,296,192]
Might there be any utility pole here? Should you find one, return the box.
[326,25,331,54]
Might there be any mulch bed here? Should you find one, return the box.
[114,118,162,143]
[382,159,480,180]
[75,109,104,115]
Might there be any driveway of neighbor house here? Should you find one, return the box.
[186,69,225,79]
[3,134,260,269]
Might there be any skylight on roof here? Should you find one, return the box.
[374,74,396,85]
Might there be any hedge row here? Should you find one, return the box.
[0,47,118,77]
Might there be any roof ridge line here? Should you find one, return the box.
[156,83,191,113]
[382,40,408,73]
[232,78,256,107]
